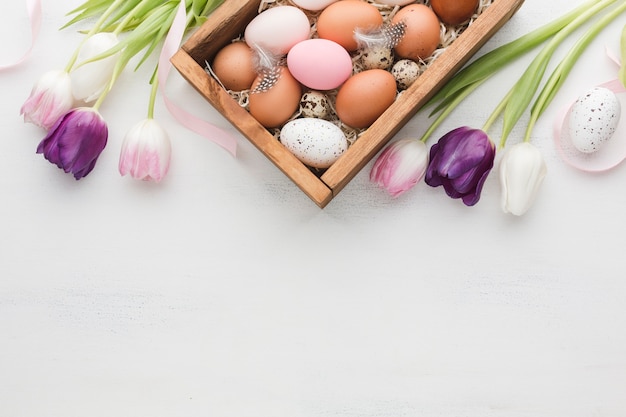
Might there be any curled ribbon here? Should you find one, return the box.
[158,0,238,156]
[553,48,626,172]
[0,0,41,71]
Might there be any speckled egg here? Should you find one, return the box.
[391,59,420,90]
[359,45,394,70]
[280,118,348,168]
[568,87,621,153]
[300,91,331,119]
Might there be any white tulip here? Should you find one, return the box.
[119,119,172,183]
[499,142,547,216]
[70,32,121,103]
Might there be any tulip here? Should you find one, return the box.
[425,126,495,206]
[370,139,428,197]
[70,32,121,103]
[119,118,172,182]
[499,142,547,216]
[20,70,74,130]
[36,107,108,180]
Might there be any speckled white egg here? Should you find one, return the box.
[391,59,420,90]
[359,46,394,70]
[300,91,332,119]
[568,87,621,153]
[280,118,348,168]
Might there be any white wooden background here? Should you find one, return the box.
[1,0,625,416]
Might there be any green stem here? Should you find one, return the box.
[147,68,159,119]
[498,0,619,147]
[427,0,605,110]
[419,81,482,142]
[524,1,626,142]
[113,0,150,35]
[64,0,127,72]
[483,89,514,144]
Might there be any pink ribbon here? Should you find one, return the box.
[0,0,41,70]
[158,0,238,156]
[553,49,625,172]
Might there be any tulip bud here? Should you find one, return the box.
[36,107,108,179]
[70,33,121,103]
[119,119,172,183]
[425,126,495,206]
[499,142,547,216]
[370,138,428,197]
[20,70,74,130]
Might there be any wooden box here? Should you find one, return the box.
[172,0,525,208]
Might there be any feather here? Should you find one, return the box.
[250,43,283,93]
[354,21,407,50]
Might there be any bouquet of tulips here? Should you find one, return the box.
[20,0,223,182]
[371,0,626,216]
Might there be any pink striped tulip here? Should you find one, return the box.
[370,139,429,197]
[119,119,171,182]
[20,70,74,130]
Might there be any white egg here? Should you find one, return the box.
[244,6,311,55]
[568,87,621,153]
[280,118,348,168]
[291,0,338,11]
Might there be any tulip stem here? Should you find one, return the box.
[419,81,482,143]
[64,0,127,72]
[148,68,159,120]
[524,1,626,143]
[425,0,602,113]
[498,0,619,146]
[480,88,514,148]
[112,0,152,36]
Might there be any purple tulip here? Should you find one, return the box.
[425,126,495,206]
[36,107,108,180]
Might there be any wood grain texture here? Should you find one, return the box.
[322,0,526,194]
[173,0,525,208]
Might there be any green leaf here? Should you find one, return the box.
[425,0,601,111]
[500,52,550,143]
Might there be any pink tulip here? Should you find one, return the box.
[370,138,429,197]
[20,70,74,130]
[119,119,171,182]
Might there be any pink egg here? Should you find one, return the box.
[287,39,353,90]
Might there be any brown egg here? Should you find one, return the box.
[430,0,479,26]
[391,4,441,61]
[335,69,397,129]
[211,42,257,91]
[248,67,302,128]
[317,0,384,52]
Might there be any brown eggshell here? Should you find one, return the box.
[335,69,397,129]
[391,4,441,61]
[248,67,302,128]
[430,0,479,26]
[212,42,257,91]
[317,0,384,52]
